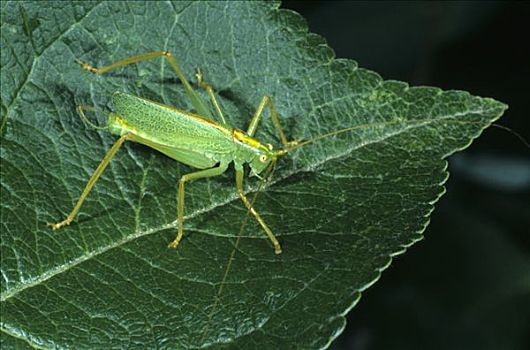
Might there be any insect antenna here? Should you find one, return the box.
[277,119,409,155]
[278,119,529,154]
[201,165,273,343]
[488,124,530,149]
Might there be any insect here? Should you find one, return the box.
[48,51,303,254]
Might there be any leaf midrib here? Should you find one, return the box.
[0,107,498,302]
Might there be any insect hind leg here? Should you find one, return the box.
[48,134,131,230]
[77,51,213,120]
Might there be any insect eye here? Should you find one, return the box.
[266,143,273,151]
[259,155,268,162]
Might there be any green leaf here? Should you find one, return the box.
[1,1,507,349]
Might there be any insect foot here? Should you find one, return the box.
[47,219,71,231]
[195,68,205,87]
[76,60,99,74]
[167,238,181,249]
[286,140,300,147]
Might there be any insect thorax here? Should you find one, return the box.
[231,129,275,176]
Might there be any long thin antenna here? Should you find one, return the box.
[201,165,274,344]
[489,124,530,149]
[280,118,421,154]
[279,118,529,154]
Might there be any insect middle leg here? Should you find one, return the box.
[246,96,298,147]
[48,133,131,230]
[235,165,282,254]
[78,51,213,120]
[168,161,229,249]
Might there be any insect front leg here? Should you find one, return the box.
[246,96,298,147]
[235,165,282,254]
[48,133,131,230]
[77,51,213,120]
[169,162,229,249]
[195,68,227,125]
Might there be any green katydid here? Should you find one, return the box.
[48,50,303,254]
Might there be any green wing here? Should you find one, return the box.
[111,92,236,168]
[129,134,218,169]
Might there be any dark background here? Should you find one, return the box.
[282,2,529,350]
